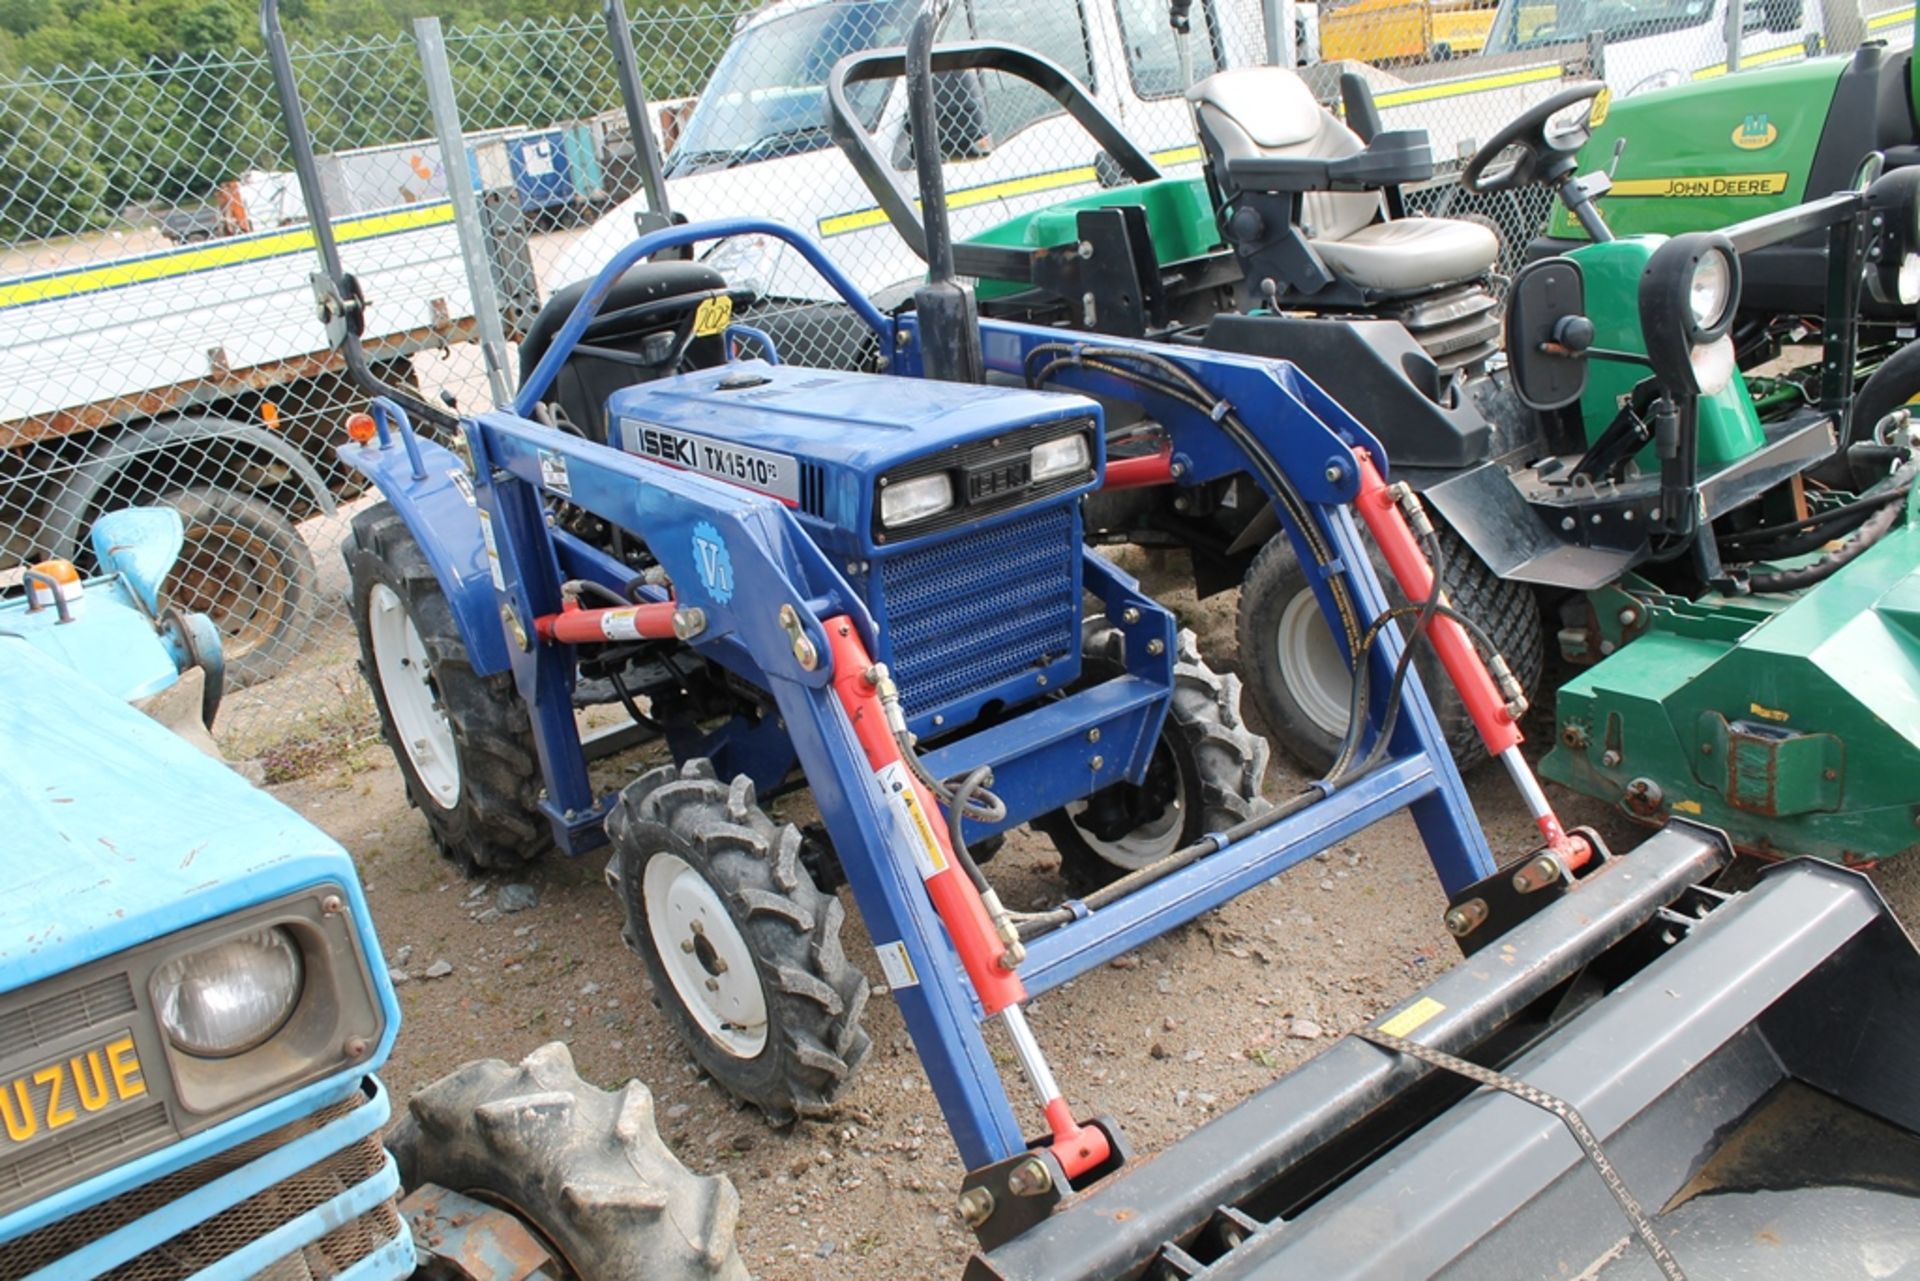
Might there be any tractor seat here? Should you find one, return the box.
[520,260,731,443]
[1188,67,1498,297]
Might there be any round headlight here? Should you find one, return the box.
[1688,251,1734,332]
[155,928,303,1057]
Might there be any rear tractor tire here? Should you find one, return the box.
[608,760,871,1124]
[1236,525,1542,775]
[1036,623,1271,889]
[159,486,317,688]
[390,1041,748,1280]
[345,502,551,873]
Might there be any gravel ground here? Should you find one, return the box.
[270,564,1920,1280]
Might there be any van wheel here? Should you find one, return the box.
[160,486,316,688]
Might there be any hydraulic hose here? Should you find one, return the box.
[1746,500,1902,592]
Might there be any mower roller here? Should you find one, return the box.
[827,32,1920,866]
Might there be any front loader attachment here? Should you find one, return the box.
[969,822,1920,1280]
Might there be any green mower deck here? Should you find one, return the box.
[1543,487,1920,863]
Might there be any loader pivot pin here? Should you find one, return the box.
[1350,449,1591,874]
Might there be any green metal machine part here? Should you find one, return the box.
[1543,485,1920,863]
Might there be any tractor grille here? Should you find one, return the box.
[879,503,1079,718]
[0,974,137,1063]
[0,1086,400,1281]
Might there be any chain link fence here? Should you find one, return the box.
[3,0,1907,762]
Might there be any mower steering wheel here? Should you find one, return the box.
[1462,82,1608,194]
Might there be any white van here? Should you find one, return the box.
[1480,0,1912,99]
[568,0,1275,303]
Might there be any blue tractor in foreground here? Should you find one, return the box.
[280,0,1920,1271]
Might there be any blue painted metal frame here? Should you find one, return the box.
[344,216,1497,1171]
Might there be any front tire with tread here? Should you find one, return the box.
[609,760,871,1124]
[1037,624,1270,888]
[390,1041,747,1280]
[346,501,550,872]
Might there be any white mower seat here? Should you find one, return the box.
[1188,67,1499,295]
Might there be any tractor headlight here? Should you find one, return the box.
[1862,168,1920,307]
[1688,251,1735,332]
[879,472,955,527]
[1639,233,1742,395]
[1029,433,1091,483]
[154,928,304,1057]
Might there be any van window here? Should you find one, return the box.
[669,0,916,176]
[1485,0,1714,51]
[1114,0,1223,98]
[962,0,1097,139]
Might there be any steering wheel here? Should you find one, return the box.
[1462,82,1608,194]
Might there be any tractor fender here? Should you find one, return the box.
[40,415,335,561]
[338,434,513,676]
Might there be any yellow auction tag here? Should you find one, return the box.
[693,295,734,337]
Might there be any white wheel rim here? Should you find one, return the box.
[643,852,768,1058]
[367,582,461,807]
[1277,590,1354,740]
[1063,749,1188,871]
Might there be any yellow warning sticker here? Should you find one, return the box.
[875,940,920,989]
[1378,996,1446,1038]
[877,761,949,880]
[1748,702,1789,723]
[693,294,733,337]
[1673,798,1703,814]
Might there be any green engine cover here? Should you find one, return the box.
[1542,487,1920,863]
[1548,59,1846,241]
[965,176,1222,300]
[1564,236,1767,468]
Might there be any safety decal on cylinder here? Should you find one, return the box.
[538,448,572,497]
[874,940,920,990]
[477,508,505,591]
[690,520,735,604]
[599,607,642,641]
[876,760,949,881]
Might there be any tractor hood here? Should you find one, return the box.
[607,360,1103,546]
[0,637,378,991]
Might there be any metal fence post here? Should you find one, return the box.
[605,0,674,221]
[415,15,515,408]
[1263,0,1292,66]
[1726,0,1745,75]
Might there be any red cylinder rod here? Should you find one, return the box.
[824,617,1028,1016]
[1349,449,1522,759]
[534,600,680,645]
[1102,448,1175,489]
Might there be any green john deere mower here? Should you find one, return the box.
[828,39,1920,865]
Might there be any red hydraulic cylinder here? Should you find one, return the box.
[824,617,1027,1017]
[824,616,1112,1178]
[1103,448,1174,489]
[1349,448,1590,871]
[1349,448,1521,758]
[534,600,681,645]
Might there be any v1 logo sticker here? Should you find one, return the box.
[691,521,735,604]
